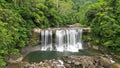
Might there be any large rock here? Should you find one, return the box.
[32,28,41,33]
[23,59,65,68]
[62,55,112,68]
[112,63,120,68]
[10,55,113,68]
[7,55,23,63]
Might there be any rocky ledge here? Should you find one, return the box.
[23,55,113,68]
[62,55,112,68]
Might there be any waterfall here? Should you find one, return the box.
[41,30,52,51]
[55,29,66,52]
[40,28,83,52]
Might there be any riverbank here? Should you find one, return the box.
[7,55,120,68]
[6,49,120,68]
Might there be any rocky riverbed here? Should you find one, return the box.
[21,55,115,68]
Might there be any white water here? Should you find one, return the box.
[40,28,83,52]
[55,30,66,52]
[49,59,65,68]
[106,54,115,63]
[41,30,53,51]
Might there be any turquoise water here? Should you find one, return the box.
[24,49,101,62]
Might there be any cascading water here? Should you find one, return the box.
[55,29,66,52]
[55,28,83,52]
[40,28,83,52]
[41,30,53,51]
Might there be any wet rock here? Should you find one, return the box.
[62,55,112,68]
[22,55,113,68]
[23,59,65,68]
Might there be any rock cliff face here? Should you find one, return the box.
[23,55,112,68]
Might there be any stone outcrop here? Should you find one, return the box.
[83,27,91,33]
[62,55,112,68]
[24,60,65,68]
[33,28,41,33]
[7,55,23,63]
[23,56,112,68]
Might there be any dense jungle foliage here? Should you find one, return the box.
[84,0,120,54]
[0,0,120,67]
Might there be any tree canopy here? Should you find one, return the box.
[84,0,120,53]
[0,0,120,67]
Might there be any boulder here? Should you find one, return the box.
[7,55,23,63]
[62,56,112,68]
[33,28,41,33]
[12,55,113,68]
